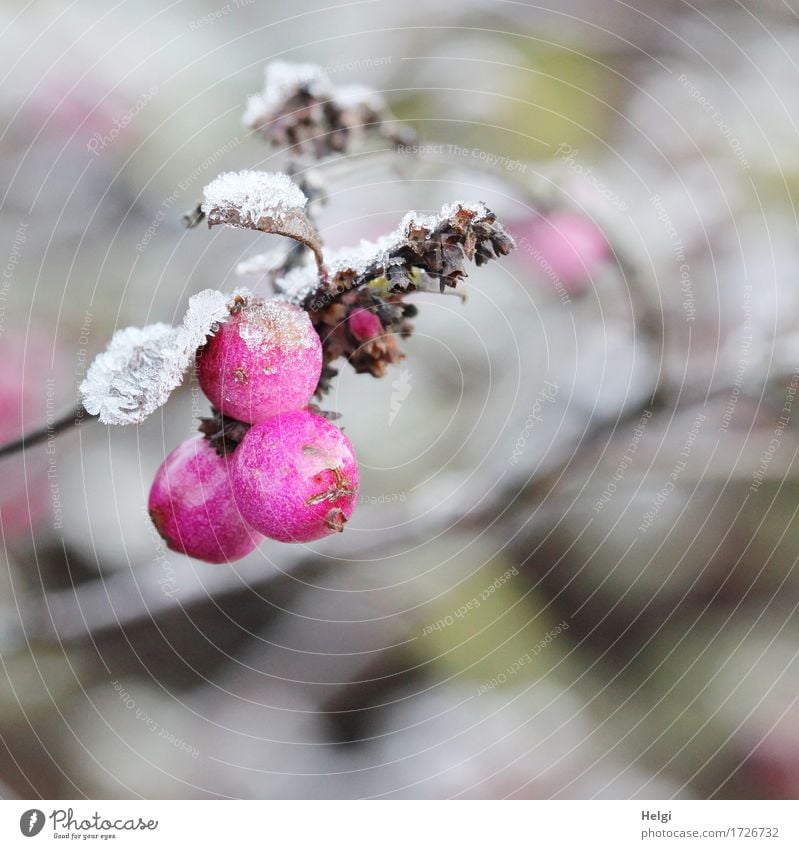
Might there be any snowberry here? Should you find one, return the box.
[148,435,262,563]
[231,408,359,543]
[348,308,382,341]
[196,298,322,423]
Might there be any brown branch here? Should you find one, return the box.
[0,405,93,459]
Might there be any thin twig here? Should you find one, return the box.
[0,405,93,459]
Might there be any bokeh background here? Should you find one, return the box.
[2,0,799,799]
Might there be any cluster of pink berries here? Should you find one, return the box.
[148,297,359,563]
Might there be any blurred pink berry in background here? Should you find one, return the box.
[24,79,117,140]
[742,721,799,800]
[0,331,66,542]
[514,211,609,296]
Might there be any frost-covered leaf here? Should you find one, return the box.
[202,170,323,269]
[81,289,230,425]
[202,170,307,225]
[179,288,230,349]
[80,324,185,426]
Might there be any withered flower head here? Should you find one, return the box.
[243,61,413,157]
[271,202,516,395]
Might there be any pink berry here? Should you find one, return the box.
[348,308,382,341]
[148,435,262,563]
[197,298,322,424]
[231,409,359,543]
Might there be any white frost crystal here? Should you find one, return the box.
[334,84,385,113]
[81,289,230,425]
[236,247,290,277]
[274,237,398,303]
[275,264,319,304]
[242,61,332,126]
[399,202,489,236]
[242,61,386,131]
[201,170,307,229]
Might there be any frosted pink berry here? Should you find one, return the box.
[197,297,322,424]
[148,435,262,563]
[348,308,382,341]
[231,409,359,543]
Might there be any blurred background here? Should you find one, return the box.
[1,0,799,799]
